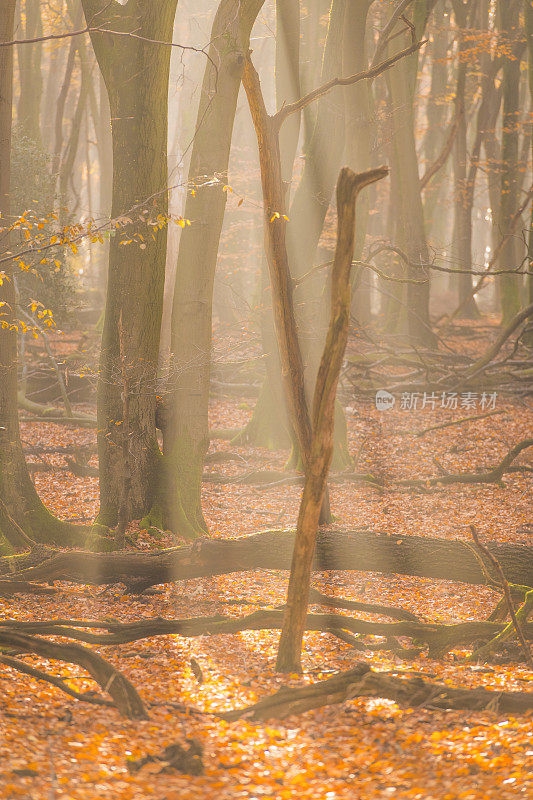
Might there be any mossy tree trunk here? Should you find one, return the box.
[81,0,178,526]
[162,0,265,537]
[0,0,87,549]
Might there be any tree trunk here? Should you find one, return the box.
[161,0,265,537]
[242,55,335,521]
[81,0,178,526]
[422,5,451,240]
[238,0,300,454]
[526,0,533,342]
[276,166,388,673]
[343,0,374,327]
[451,0,480,318]
[0,0,88,548]
[498,0,523,323]
[386,1,435,344]
[15,0,43,143]
[286,0,346,396]
[10,529,533,590]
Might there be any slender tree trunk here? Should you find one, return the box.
[59,60,88,208]
[52,32,78,180]
[343,0,373,326]
[286,0,352,471]
[423,5,451,240]
[276,0,301,187]
[81,0,178,526]
[238,0,300,454]
[242,57,314,484]
[386,0,435,344]
[276,166,388,674]
[526,0,533,340]
[287,0,346,373]
[498,0,523,322]
[15,0,42,143]
[451,0,480,318]
[96,72,111,291]
[41,22,65,150]
[161,0,265,537]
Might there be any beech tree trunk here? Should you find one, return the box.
[343,0,374,327]
[286,0,348,446]
[451,0,480,318]
[498,0,523,322]
[526,0,533,338]
[0,0,86,548]
[237,0,300,454]
[386,1,435,344]
[161,0,265,538]
[15,0,43,143]
[81,0,178,526]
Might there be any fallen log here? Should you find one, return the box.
[8,529,533,590]
[220,662,533,721]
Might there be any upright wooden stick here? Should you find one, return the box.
[276,166,388,673]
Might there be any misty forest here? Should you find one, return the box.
[0,0,532,797]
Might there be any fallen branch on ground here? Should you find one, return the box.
[0,630,146,719]
[1,610,531,659]
[220,662,533,722]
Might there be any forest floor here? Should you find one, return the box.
[0,321,532,799]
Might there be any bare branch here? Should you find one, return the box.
[371,0,417,67]
[273,38,427,130]
[420,108,463,190]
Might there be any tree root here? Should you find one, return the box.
[0,629,147,719]
[220,662,533,722]
[1,610,531,659]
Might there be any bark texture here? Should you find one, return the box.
[81,0,178,525]
[386,1,434,343]
[9,529,533,590]
[162,0,265,538]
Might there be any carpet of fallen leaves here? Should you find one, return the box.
[1,322,532,799]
